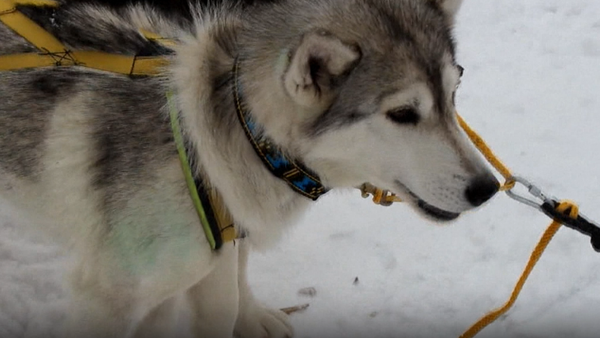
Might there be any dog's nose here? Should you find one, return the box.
[465,175,499,207]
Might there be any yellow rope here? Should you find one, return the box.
[460,201,578,338]
[456,114,515,191]
[455,115,584,338]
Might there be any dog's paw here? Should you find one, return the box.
[234,306,293,338]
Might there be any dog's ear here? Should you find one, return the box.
[431,0,463,19]
[284,30,361,110]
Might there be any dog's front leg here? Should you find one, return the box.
[65,259,149,338]
[187,242,240,338]
[234,239,293,338]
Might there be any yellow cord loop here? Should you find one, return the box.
[460,201,579,338]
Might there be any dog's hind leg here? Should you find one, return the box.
[187,242,240,338]
[234,239,293,338]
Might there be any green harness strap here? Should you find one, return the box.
[167,91,236,250]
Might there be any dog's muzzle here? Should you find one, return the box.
[465,175,500,207]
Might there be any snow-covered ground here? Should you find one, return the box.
[2,0,600,337]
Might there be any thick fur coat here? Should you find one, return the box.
[0,0,498,337]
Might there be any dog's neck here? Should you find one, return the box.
[232,59,329,201]
[171,20,313,249]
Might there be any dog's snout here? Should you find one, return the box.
[465,175,499,207]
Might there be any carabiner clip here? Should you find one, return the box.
[504,176,554,212]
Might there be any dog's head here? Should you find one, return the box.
[240,0,498,221]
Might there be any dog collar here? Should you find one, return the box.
[167,91,237,250]
[232,59,329,201]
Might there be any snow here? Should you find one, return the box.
[2,0,600,337]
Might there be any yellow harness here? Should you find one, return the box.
[0,0,237,249]
[0,0,170,75]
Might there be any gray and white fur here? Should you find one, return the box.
[0,0,498,337]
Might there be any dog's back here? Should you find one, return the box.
[0,2,188,243]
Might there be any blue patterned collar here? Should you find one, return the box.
[233,59,329,200]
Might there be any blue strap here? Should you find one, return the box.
[232,60,329,201]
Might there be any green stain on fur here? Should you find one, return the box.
[108,209,198,276]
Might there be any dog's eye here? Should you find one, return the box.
[386,107,420,125]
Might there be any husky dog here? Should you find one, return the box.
[0,0,499,337]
